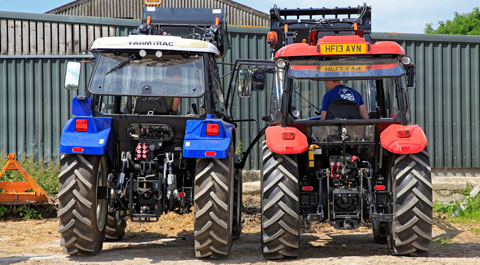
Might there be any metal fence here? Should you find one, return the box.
[1,11,480,169]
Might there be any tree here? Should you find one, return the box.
[425,7,480,35]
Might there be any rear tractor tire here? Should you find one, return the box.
[388,150,432,256]
[193,148,234,258]
[261,141,300,259]
[58,154,108,255]
[105,210,126,241]
[232,168,243,240]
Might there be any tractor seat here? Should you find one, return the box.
[134,97,169,115]
[326,99,362,120]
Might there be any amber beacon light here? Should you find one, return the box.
[145,0,162,6]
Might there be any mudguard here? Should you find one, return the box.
[266,126,308,154]
[380,124,427,154]
[60,95,113,157]
[183,114,233,159]
[60,117,113,156]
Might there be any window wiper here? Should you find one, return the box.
[105,54,136,76]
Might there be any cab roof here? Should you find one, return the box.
[275,35,404,58]
[91,35,219,56]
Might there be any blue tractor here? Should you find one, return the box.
[58,4,243,258]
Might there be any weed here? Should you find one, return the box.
[435,194,480,224]
[438,237,451,244]
[463,182,474,196]
[235,141,243,156]
[0,206,8,218]
[17,206,42,220]
[455,194,480,224]
[468,227,480,233]
[434,201,459,215]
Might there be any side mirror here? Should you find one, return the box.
[65,61,81,90]
[406,64,416,89]
[237,68,252,97]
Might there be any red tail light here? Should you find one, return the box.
[282,131,295,140]
[206,123,219,136]
[72,147,84,153]
[397,129,410,138]
[302,186,313,191]
[205,151,216,157]
[75,119,88,132]
[375,185,385,191]
[178,192,185,198]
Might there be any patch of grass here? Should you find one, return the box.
[434,195,480,224]
[454,195,480,224]
[434,201,459,215]
[468,227,480,233]
[0,152,59,195]
[438,237,451,244]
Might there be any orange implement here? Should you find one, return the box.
[0,153,51,204]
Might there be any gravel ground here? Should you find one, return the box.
[0,192,479,264]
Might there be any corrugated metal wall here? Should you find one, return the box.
[372,33,480,169]
[0,11,138,55]
[1,11,480,169]
[47,0,270,27]
[0,55,93,161]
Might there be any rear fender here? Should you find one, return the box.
[380,124,427,154]
[266,126,308,154]
[60,116,113,158]
[183,114,233,159]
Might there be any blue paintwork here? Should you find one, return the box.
[183,114,233,159]
[60,95,113,157]
[60,117,113,156]
[72,95,93,116]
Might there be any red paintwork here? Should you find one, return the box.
[289,64,400,71]
[380,124,427,154]
[266,126,308,154]
[275,35,405,58]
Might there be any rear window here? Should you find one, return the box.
[288,57,405,80]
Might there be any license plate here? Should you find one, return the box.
[320,44,367,55]
[319,65,367,72]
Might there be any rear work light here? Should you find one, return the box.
[397,129,411,138]
[75,119,88,132]
[206,123,219,136]
[282,131,295,140]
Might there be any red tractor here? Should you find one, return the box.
[228,3,432,259]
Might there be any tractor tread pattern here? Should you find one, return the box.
[194,156,233,258]
[105,212,126,240]
[390,150,432,256]
[261,141,300,260]
[58,154,105,255]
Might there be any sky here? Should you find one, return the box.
[0,0,478,33]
